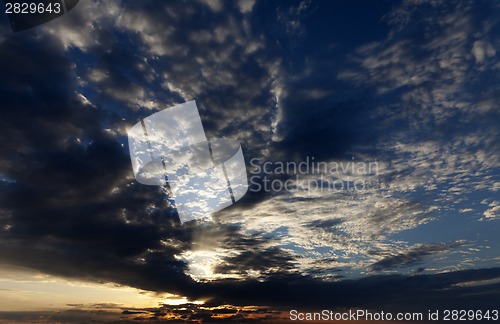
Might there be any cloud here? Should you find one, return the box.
[0,0,498,317]
[369,241,465,271]
[277,0,313,37]
[482,200,500,220]
[197,0,223,13]
[237,0,256,14]
[197,267,500,312]
[472,40,496,64]
[1,267,500,322]
[338,0,500,216]
[204,0,500,283]
[0,22,198,296]
[0,1,281,307]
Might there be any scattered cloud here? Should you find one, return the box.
[0,0,498,318]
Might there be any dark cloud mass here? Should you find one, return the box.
[0,0,499,322]
[369,242,465,271]
[0,31,193,294]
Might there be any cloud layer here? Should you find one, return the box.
[0,0,498,318]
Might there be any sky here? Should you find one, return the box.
[0,0,499,323]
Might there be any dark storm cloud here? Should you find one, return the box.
[274,100,375,161]
[1,267,499,322]
[214,243,297,277]
[196,267,500,313]
[270,69,381,162]
[369,242,465,271]
[0,29,199,294]
[306,218,343,229]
